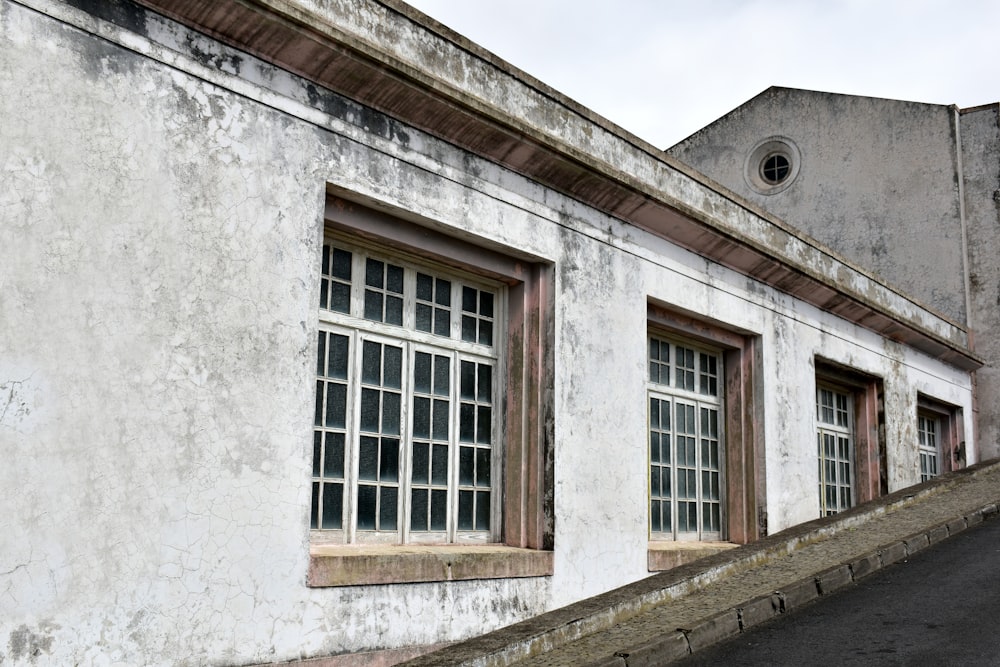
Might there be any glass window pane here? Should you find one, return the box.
[381,392,400,436]
[430,489,447,530]
[476,491,490,530]
[330,334,349,379]
[416,303,432,332]
[434,309,450,337]
[314,381,324,427]
[317,331,327,377]
[311,482,320,529]
[477,406,491,444]
[363,290,382,321]
[331,283,350,313]
[313,431,323,477]
[359,437,378,481]
[411,488,428,531]
[332,248,352,280]
[416,273,433,301]
[476,448,491,486]
[414,352,431,394]
[434,356,450,396]
[380,438,399,482]
[324,432,344,478]
[459,447,474,485]
[325,383,346,429]
[362,341,381,385]
[386,264,403,294]
[479,320,492,346]
[321,482,342,529]
[357,485,377,529]
[386,296,403,326]
[360,388,379,432]
[461,361,475,400]
[379,486,397,531]
[462,286,476,312]
[365,258,383,288]
[433,399,449,440]
[459,404,475,442]
[413,397,430,439]
[412,442,429,484]
[480,292,493,317]
[477,364,492,401]
[383,346,402,389]
[436,279,451,306]
[432,444,448,485]
[458,490,473,529]
[461,315,476,342]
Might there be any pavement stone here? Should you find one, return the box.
[402,460,1000,667]
[814,564,852,596]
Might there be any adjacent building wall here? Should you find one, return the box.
[671,89,1000,459]
[961,104,1000,456]
[668,87,969,326]
[0,2,976,665]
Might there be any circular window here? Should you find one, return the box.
[760,153,791,184]
[744,137,800,195]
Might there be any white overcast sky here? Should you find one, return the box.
[404,0,1000,148]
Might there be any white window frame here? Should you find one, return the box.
[918,412,941,482]
[647,334,725,542]
[312,234,505,545]
[816,383,855,516]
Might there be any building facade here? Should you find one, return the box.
[0,3,981,665]
[669,86,1000,459]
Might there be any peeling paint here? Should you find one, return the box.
[0,1,980,665]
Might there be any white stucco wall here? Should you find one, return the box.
[0,2,975,665]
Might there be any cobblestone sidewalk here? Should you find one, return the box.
[404,460,1000,667]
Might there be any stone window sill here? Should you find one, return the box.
[308,544,554,587]
[648,540,739,571]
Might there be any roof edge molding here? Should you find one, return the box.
[134,0,981,370]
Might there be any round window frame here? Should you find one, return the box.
[744,137,801,195]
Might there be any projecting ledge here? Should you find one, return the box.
[648,541,740,571]
[308,543,553,587]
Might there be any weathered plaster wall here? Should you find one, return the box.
[669,88,969,326]
[962,104,1000,458]
[0,2,976,665]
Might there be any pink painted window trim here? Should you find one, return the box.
[310,195,554,585]
[647,304,765,556]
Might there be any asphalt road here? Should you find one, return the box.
[672,517,1000,666]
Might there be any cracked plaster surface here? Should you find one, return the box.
[0,1,977,665]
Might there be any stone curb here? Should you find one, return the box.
[401,462,1000,667]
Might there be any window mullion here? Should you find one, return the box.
[399,340,412,544]
[694,400,703,541]
[447,348,460,543]
[345,329,362,544]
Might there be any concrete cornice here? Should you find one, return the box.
[133,0,981,370]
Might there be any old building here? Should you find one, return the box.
[0,2,981,665]
[669,87,1000,460]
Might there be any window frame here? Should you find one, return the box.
[314,237,504,545]
[646,305,764,570]
[816,382,855,516]
[916,394,965,481]
[917,411,940,481]
[814,360,885,517]
[308,194,554,586]
[647,334,726,542]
